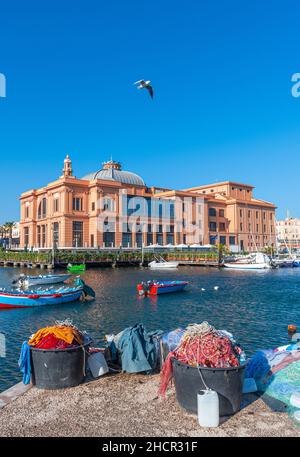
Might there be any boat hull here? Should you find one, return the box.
[0,289,83,309]
[148,261,179,269]
[22,274,72,286]
[137,281,189,296]
[224,263,271,270]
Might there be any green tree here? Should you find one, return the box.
[3,222,16,249]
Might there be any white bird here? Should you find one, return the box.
[214,286,219,290]
[201,288,206,291]
[133,79,154,99]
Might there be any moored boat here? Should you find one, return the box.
[67,263,86,273]
[0,278,95,309]
[15,273,72,287]
[148,256,179,269]
[224,252,272,270]
[137,280,189,296]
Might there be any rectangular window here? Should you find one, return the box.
[37,226,41,247]
[73,198,83,211]
[42,225,46,247]
[166,233,174,245]
[209,221,217,231]
[104,231,115,247]
[136,232,143,248]
[219,222,225,231]
[240,223,243,231]
[229,236,235,245]
[72,221,83,247]
[220,236,226,245]
[54,199,59,213]
[147,233,153,246]
[90,234,94,247]
[219,209,225,217]
[91,202,95,211]
[25,205,29,219]
[256,224,259,232]
[240,209,243,218]
[256,211,259,219]
[248,210,251,218]
[42,198,47,218]
[157,233,163,245]
[209,208,216,217]
[53,222,59,247]
[24,227,29,247]
[209,235,217,245]
[263,212,266,219]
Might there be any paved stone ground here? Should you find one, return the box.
[0,373,299,437]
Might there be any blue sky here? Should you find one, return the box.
[0,0,299,221]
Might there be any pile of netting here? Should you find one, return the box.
[159,321,245,396]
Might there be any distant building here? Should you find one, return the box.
[0,222,20,248]
[276,218,300,249]
[19,155,277,252]
[11,222,20,247]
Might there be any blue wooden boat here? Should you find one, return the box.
[137,280,189,296]
[0,285,84,309]
[15,273,72,287]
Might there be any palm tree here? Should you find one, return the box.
[3,222,15,249]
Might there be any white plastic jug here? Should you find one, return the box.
[88,352,109,378]
[197,389,219,427]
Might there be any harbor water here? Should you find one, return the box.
[0,266,300,393]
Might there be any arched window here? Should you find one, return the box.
[103,197,115,211]
[38,198,47,219]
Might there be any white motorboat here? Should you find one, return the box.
[15,273,72,287]
[224,252,272,270]
[148,256,179,269]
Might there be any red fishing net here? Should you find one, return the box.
[159,331,242,396]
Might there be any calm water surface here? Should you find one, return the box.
[1,266,300,392]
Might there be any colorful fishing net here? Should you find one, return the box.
[159,322,244,396]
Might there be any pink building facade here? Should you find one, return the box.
[20,156,276,252]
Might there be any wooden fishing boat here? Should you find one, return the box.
[67,263,86,273]
[0,278,95,309]
[16,273,72,287]
[137,280,189,296]
[0,286,84,309]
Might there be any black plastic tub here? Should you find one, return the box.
[171,358,246,416]
[30,341,91,390]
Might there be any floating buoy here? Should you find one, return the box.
[214,286,219,290]
[288,324,297,334]
[201,288,205,291]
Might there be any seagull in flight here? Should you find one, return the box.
[133,79,154,99]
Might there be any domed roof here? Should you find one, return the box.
[81,160,145,186]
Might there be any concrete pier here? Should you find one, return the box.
[0,374,298,437]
